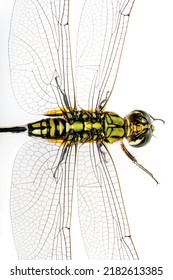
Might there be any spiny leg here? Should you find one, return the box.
[120,140,158,185]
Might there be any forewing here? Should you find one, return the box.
[77,142,138,259]
[9,0,75,114]
[10,139,76,259]
[76,0,135,110]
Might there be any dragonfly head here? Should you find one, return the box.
[124,110,154,148]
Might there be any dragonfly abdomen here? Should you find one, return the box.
[28,110,125,144]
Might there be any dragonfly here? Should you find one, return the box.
[0,0,160,260]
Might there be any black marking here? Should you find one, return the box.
[0,126,27,133]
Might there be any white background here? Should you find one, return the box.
[0,0,173,279]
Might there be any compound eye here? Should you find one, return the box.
[129,129,153,148]
[138,110,152,124]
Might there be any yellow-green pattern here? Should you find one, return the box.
[28,110,125,144]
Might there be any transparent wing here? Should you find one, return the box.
[76,0,135,110]
[9,0,75,115]
[77,142,138,260]
[10,139,76,260]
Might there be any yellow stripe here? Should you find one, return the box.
[66,122,71,132]
[42,121,47,127]
[45,108,63,115]
[50,119,55,137]
[32,122,41,128]
[59,120,65,135]
[47,139,63,145]
[32,129,41,135]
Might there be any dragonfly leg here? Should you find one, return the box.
[53,142,71,179]
[55,76,70,110]
[120,140,158,185]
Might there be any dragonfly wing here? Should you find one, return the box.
[76,0,135,110]
[10,139,76,260]
[77,142,138,259]
[9,0,75,114]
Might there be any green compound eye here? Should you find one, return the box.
[129,128,153,147]
[137,110,152,124]
[125,110,154,148]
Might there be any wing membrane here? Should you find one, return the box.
[76,0,135,110]
[77,142,138,259]
[10,139,76,259]
[9,0,75,114]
